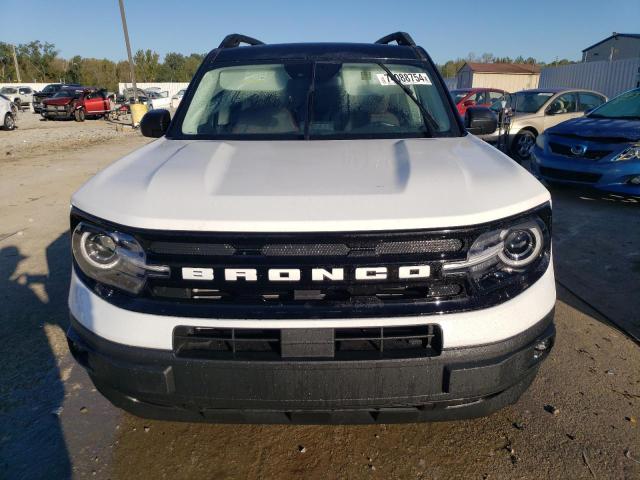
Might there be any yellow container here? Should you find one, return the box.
[130,103,148,127]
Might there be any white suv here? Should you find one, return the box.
[0,86,33,110]
[67,33,555,424]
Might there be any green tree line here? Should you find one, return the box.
[0,41,205,91]
[437,52,575,78]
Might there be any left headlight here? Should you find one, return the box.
[612,144,640,162]
[72,221,169,295]
[442,215,549,292]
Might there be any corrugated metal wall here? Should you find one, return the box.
[471,73,539,92]
[119,82,189,97]
[443,77,457,90]
[539,58,640,98]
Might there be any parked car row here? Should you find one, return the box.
[452,84,638,196]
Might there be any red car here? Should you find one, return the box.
[450,88,506,116]
[42,87,112,121]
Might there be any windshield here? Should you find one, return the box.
[53,90,77,98]
[589,89,640,119]
[450,90,470,103]
[177,61,456,139]
[1,88,17,94]
[493,92,555,113]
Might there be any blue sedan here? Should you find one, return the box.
[531,88,640,196]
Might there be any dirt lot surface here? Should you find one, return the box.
[0,128,638,479]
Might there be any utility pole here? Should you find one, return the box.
[118,0,137,102]
[12,44,21,82]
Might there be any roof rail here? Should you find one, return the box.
[219,34,265,49]
[374,32,416,47]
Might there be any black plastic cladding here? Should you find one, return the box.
[164,35,466,140]
[70,203,551,319]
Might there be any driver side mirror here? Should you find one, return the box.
[463,99,476,107]
[465,107,498,135]
[141,108,171,138]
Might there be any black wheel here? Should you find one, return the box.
[4,113,15,130]
[511,130,536,161]
[74,108,85,122]
[14,99,21,110]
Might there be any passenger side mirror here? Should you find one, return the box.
[141,108,171,138]
[465,107,497,135]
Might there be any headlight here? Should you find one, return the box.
[612,144,640,162]
[72,222,169,294]
[535,133,546,149]
[442,217,549,291]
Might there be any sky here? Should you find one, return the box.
[2,0,639,65]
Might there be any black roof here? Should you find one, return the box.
[213,42,422,63]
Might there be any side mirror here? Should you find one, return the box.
[463,99,476,107]
[140,108,171,138]
[465,107,498,135]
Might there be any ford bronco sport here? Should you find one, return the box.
[67,33,556,424]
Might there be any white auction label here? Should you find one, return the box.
[376,72,432,86]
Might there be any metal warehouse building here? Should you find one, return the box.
[582,33,640,62]
[455,63,540,92]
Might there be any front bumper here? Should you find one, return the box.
[67,311,555,424]
[532,145,640,195]
[42,108,72,118]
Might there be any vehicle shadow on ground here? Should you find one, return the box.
[548,184,640,341]
[0,234,72,479]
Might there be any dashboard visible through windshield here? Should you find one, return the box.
[174,61,457,140]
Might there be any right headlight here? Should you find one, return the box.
[72,222,169,295]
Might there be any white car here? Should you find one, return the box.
[0,86,34,109]
[171,88,186,109]
[145,90,172,110]
[67,33,555,424]
[0,94,17,130]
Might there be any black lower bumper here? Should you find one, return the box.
[67,312,555,424]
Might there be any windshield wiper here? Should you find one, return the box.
[376,62,437,137]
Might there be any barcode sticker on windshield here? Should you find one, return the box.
[377,72,432,86]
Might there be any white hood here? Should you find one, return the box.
[71,135,550,232]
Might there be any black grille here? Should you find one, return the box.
[548,142,611,160]
[540,167,601,183]
[173,325,443,360]
[70,203,552,320]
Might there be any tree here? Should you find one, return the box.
[133,49,160,82]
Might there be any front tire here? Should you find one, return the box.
[512,130,536,161]
[74,108,85,122]
[14,99,21,111]
[3,113,16,130]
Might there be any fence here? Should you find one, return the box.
[539,58,640,98]
[118,82,189,98]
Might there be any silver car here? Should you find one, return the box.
[483,88,607,161]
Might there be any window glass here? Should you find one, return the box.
[588,89,640,119]
[488,91,504,101]
[180,62,453,138]
[578,93,605,111]
[547,93,577,114]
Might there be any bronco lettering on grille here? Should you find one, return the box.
[181,266,431,282]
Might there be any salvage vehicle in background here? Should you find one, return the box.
[146,90,172,110]
[0,86,34,110]
[531,87,640,196]
[42,87,112,121]
[483,88,607,161]
[66,32,556,424]
[450,88,506,116]
[171,88,186,108]
[32,83,82,113]
[0,94,17,130]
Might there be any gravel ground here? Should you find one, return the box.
[1,108,138,161]
[0,134,638,479]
